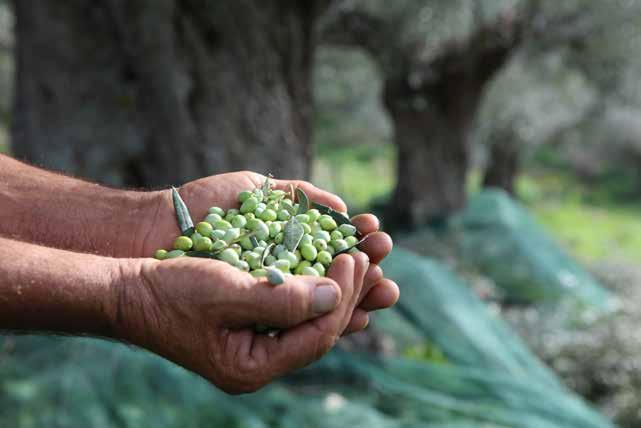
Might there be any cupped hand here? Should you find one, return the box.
[141,171,399,332]
[115,252,368,393]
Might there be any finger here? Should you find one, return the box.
[359,279,400,312]
[350,214,379,236]
[272,179,347,213]
[358,232,393,264]
[342,309,369,336]
[249,255,356,378]
[225,275,342,328]
[358,264,383,305]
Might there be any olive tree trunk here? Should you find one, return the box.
[482,138,520,195]
[11,0,326,187]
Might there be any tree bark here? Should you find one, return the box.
[482,138,520,195]
[11,0,325,187]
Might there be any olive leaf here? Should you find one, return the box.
[171,186,195,236]
[295,187,309,214]
[185,251,217,258]
[261,243,275,267]
[333,234,371,256]
[283,217,305,251]
[250,236,260,248]
[261,174,273,195]
[311,201,362,238]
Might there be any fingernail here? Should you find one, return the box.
[313,284,339,314]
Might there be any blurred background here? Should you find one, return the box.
[2,0,641,427]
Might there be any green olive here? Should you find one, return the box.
[239,236,255,250]
[211,229,226,240]
[312,262,326,276]
[208,207,225,217]
[229,243,242,255]
[204,213,222,225]
[274,259,291,273]
[264,255,277,266]
[255,221,270,241]
[250,268,268,278]
[245,252,262,270]
[225,209,240,221]
[274,232,284,244]
[301,266,320,277]
[190,232,203,242]
[166,249,186,259]
[330,230,343,241]
[338,224,357,237]
[301,223,312,234]
[300,243,318,261]
[273,244,287,258]
[266,267,285,285]
[213,219,233,230]
[314,230,331,242]
[244,212,256,220]
[173,236,193,251]
[299,234,313,246]
[196,221,213,236]
[240,196,259,214]
[345,236,358,247]
[254,203,267,217]
[277,209,291,221]
[313,239,328,251]
[252,188,264,202]
[218,248,239,265]
[194,237,213,252]
[307,209,321,223]
[260,209,277,222]
[319,216,338,231]
[212,239,227,251]
[269,222,282,238]
[294,260,312,274]
[330,239,348,252]
[317,250,332,266]
[154,249,168,260]
[278,251,299,269]
[238,190,253,203]
[231,215,247,229]
[235,260,250,272]
[295,214,310,224]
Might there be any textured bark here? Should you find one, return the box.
[11,0,326,187]
[483,138,520,195]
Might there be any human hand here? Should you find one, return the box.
[141,171,398,333]
[115,252,369,393]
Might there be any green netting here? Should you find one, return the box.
[449,189,615,309]
[0,248,613,427]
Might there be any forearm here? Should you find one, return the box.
[0,236,136,337]
[0,154,167,257]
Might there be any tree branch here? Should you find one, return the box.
[319,8,391,63]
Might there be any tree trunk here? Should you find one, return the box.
[483,138,520,195]
[383,76,484,229]
[11,0,323,187]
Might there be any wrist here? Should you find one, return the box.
[136,189,176,258]
[106,257,152,344]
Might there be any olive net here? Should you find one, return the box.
[0,248,613,427]
[449,189,616,310]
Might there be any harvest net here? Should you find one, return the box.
[0,248,613,427]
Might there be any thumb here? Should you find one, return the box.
[226,274,342,328]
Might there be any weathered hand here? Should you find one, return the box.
[141,171,398,333]
[115,252,369,393]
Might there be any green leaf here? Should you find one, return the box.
[283,217,305,251]
[261,243,275,267]
[333,234,371,256]
[171,186,195,236]
[261,174,273,194]
[296,188,309,215]
[185,251,217,258]
[311,201,361,238]
[250,236,260,248]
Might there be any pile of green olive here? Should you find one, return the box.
[153,178,363,285]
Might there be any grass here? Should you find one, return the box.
[313,143,641,264]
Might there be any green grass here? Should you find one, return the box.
[516,172,641,263]
[312,143,395,211]
[313,143,641,264]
